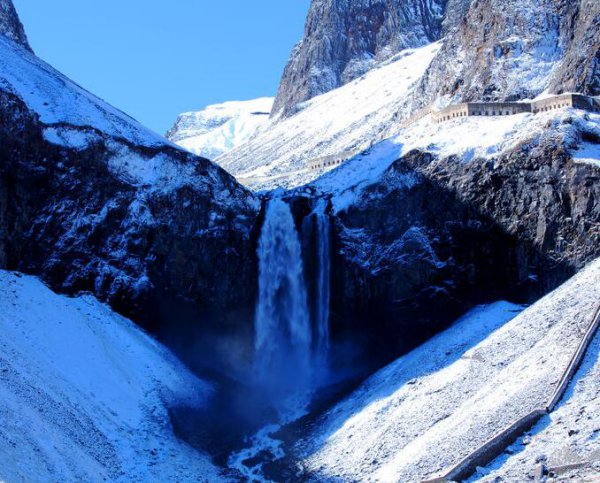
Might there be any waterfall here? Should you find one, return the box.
[313,199,331,372]
[254,198,312,395]
[234,197,331,480]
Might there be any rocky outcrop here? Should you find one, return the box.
[0,0,31,51]
[272,0,447,118]
[0,90,261,367]
[324,120,600,367]
[412,0,600,108]
[548,0,600,96]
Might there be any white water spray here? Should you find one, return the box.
[230,197,332,481]
[254,197,313,394]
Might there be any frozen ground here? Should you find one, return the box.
[296,258,600,482]
[0,271,224,483]
[168,97,274,159]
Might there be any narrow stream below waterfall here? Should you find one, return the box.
[227,396,308,481]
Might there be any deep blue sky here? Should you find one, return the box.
[14,1,309,134]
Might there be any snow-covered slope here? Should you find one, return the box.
[311,108,600,212]
[296,257,600,482]
[0,270,223,482]
[472,333,600,481]
[0,35,167,149]
[218,43,441,188]
[167,97,273,160]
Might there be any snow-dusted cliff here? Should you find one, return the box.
[412,0,600,107]
[0,22,260,337]
[167,97,273,159]
[0,0,30,51]
[271,0,447,117]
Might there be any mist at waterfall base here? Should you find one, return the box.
[223,197,335,480]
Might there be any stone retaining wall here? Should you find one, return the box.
[422,304,600,483]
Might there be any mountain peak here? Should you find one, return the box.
[0,0,32,52]
[271,0,448,118]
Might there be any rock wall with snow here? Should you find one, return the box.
[166,97,273,159]
[0,0,30,51]
[0,34,261,374]
[412,0,600,108]
[296,109,600,367]
[271,0,447,117]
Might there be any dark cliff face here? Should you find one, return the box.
[0,0,31,51]
[323,121,600,369]
[0,90,261,373]
[272,0,447,118]
[412,0,600,107]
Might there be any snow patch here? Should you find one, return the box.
[168,97,274,159]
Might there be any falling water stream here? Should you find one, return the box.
[228,197,331,481]
[313,199,331,375]
[253,197,313,394]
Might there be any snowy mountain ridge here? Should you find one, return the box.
[166,97,273,159]
[0,0,30,51]
[217,43,441,189]
[189,0,600,190]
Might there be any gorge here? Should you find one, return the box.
[1,0,600,481]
